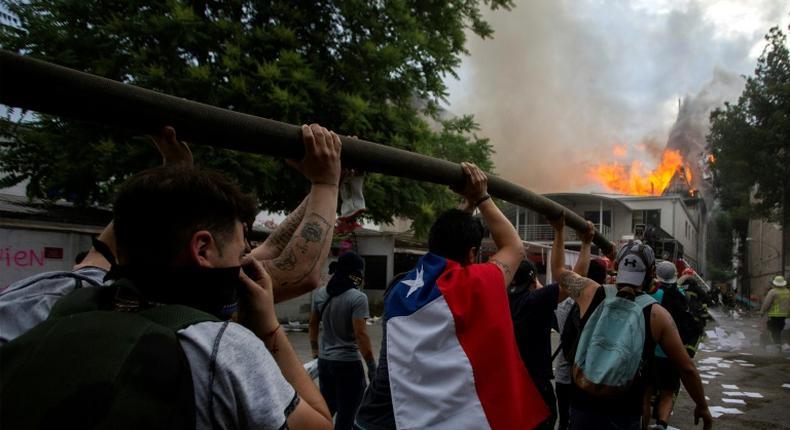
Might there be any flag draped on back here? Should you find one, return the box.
[385,253,548,429]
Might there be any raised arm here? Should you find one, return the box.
[574,221,595,278]
[262,124,341,303]
[549,213,567,283]
[652,305,712,429]
[251,196,308,262]
[238,257,332,429]
[455,162,524,286]
[75,126,192,271]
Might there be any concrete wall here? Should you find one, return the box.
[0,226,96,290]
[747,219,783,304]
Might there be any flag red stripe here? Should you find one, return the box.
[437,261,549,430]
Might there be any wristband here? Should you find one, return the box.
[474,194,491,207]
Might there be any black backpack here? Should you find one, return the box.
[0,282,219,430]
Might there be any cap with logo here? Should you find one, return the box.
[614,241,655,287]
[656,261,678,284]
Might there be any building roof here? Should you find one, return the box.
[543,192,633,211]
[0,193,112,230]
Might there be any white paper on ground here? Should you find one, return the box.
[710,406,744,415]
[722,398,747,405]
[708,371,725,376]
[716,363,732,368]
[697,366,715,371]
[706,330,718,338]
[701,374,716,379]
[702,380,709,384]
[722,384,739,389]
[739,363,755,367]
[738,352,753,356]
[710,410,724,418]
[733,359,748,363]
[782,384,790,389]
[723,391,745,396]
[743,392,763,398]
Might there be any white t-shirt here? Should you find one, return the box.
[0,268,297,429]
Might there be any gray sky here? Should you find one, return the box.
[445,0,790,194]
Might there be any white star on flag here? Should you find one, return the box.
[403,266,425,297]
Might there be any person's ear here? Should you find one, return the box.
[188,230,218,268]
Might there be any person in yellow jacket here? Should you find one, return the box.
[760,275,789,348]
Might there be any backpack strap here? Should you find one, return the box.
[138,304,220,331]
[634,293,657,308]
[49,284,220,330]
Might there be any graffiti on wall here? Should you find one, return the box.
[0,247,46,267]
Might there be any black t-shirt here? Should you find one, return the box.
[508,283,560,389]
[569,286,655,416]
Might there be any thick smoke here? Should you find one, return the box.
[667,68,744,192]
[447,0,783,193]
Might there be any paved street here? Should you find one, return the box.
[286,307,790,429]
[672,308,790,430]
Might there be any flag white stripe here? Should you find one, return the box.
[387,296,491,430]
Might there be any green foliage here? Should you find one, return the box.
[707,26,790,225]
[706,210,735,282]
[0,0,511,235]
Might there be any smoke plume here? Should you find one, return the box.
[447,0,785,193]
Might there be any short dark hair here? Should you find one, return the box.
[113,165,258,266]
[512,260,537,286]
[428,209,484,264]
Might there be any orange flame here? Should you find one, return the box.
[589,149,691,196]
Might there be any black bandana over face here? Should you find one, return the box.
[106,265,242,320]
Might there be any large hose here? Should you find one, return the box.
[0,50,613,254]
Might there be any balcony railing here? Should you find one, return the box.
[517,224,612,242]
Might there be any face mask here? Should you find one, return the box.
[106,265,242,320]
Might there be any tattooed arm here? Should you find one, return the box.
[558,271,599,317]
[453,163,524,286]
[262,124,341,303]
[251,196,308,261]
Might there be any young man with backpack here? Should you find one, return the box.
[551,214,713,430]
[644,261,705,430]
[0,124,341,429]
[553,228,608,430]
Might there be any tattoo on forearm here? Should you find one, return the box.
[297,221,324,253]
[270,212,332,285]
[273,249,297,271]
[265,201,307,254]
[560,271,589,299]
[489,258,512,277]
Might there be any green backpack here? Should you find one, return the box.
[572,285,656,397]
[0,282,219,430]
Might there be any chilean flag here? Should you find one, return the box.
[385,253,548,429]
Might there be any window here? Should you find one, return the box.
[632,209,660,231]
[584,210,612,227]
